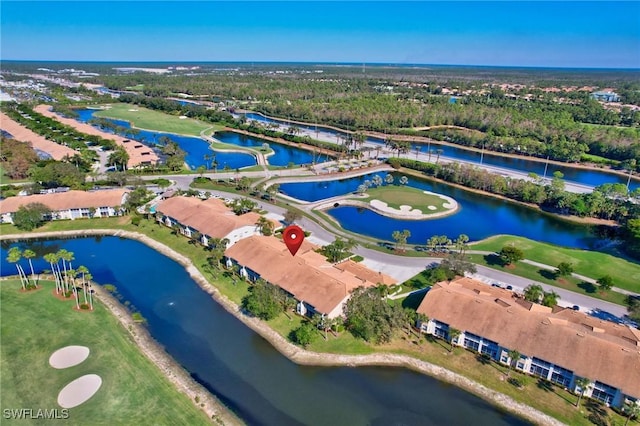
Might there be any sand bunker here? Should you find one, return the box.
[49,346,90,369]
[370,200,423,216]
[428,206,437,211]
[57,374,102,408]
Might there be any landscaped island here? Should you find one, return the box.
[351,185,458,220]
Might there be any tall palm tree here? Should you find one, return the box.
[44,252,62,294]
[524,284,544,303]
[448,327,461,352]
[575,377,590,408]
[22,249,37,287]
[416,313,429,333]
[6,247,27,290]
[77,265,90,305]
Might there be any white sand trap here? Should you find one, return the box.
[128,109,138,112]
[57,374,102,408]
[428,205,437,210]
[179,115,188,119]
[49,346,90,369]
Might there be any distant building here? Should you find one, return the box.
[416,278,640,408]
[0,189,129,223]
[225,235,396,318]
[591,91,621,103]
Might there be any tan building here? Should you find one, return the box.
[0,112,79,160]
[155,196,279,247]
[34,105,158,168]
[225,235,396,318]
[416,277,640,408]
[0,189,129,223]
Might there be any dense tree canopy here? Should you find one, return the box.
[343,287,405,344]
[12,202,52,231]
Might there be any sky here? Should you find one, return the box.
[1,1,639,68]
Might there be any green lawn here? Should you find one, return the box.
[471,235,640,293]
[0,218,629,426]
[357,185,455,214]
[93,103,222,136]
[468,254,628,306]
[0,280,211,425]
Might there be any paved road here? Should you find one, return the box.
[165,176,634,323]
[241,114,596,194]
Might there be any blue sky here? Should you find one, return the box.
[2,1,639,68]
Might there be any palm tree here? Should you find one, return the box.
[542,290,560,307]
[623,399,640,426]
[255,216,274,236]
[454,234,470,256]
[77,265,90,305]
[416,313,429,333]
[448,327,461,352]
[22,249,37,287]
[524,284,544,303]
[6,247,27,290]
[507,349,521,377]
[575,377,590,409]
[375,284,390,299]
[44,252,62,294]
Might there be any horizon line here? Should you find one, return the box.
[1,59,639,72]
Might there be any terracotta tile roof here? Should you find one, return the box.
[34,105,159,168]
[156,196,276,240]
[0,189,128,213]
[0,112,79,160]
[225,235,396,315]
[417,278,640,398]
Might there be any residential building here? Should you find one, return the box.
[591,91,621,103]
[155,196,280,247]
[225,235,396,318]
[34,104,159,168]
[416,277,640,408]
[0,189,129,223]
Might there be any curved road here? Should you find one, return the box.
[158,175,633,322]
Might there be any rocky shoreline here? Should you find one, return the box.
[1,229,564,426]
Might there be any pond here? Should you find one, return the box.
[214,131,331,167]
[280,172,597,248]
[244,112,638,190]
[0,237,530,426]
[76,109,256,170]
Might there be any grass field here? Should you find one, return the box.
[358,185,454,214]
[0,280,210,425]
[0,219,629,426]
[471,235,640,293]
[93,103,223,136]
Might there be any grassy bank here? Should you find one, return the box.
[93,103,221,136]
[471,235,640,294]
[0,218,630,425]
[0,279,211,425]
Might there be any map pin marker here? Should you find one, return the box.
[283,225,305,256]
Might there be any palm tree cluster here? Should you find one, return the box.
[6,247,96,310]
[6,247,38,290]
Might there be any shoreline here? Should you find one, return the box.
[395,166,619,227]
[243,109,638,183]
[1,229,561,426]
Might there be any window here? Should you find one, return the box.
[550,366,573,388]
[530,357,551,379]
[592,381,617,405]
[480,339,499,359]
[433,321,448,339]
[463,332,481,352]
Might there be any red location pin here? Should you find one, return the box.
[283,225,305,256]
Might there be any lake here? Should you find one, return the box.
[244,112,638,190]
[280,172,597,248]
[0,236,530,426]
